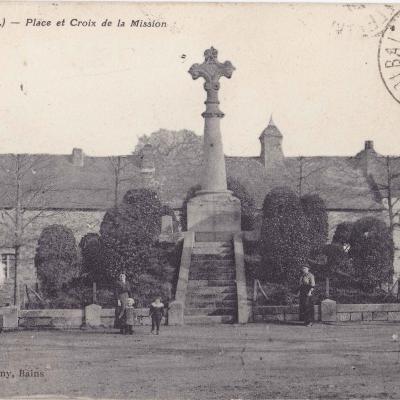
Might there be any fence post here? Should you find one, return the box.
[93,282,97,304]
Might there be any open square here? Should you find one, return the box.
[1,323,400,399]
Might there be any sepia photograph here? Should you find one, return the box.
[1,1,400,399]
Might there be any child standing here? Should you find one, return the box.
[119,297,136,335]
[149,297,164,335]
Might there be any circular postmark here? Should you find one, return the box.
[378,10,400,104]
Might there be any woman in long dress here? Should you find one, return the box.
[298,266,315,327]
[114,273,132,333]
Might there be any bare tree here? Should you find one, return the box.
[106,156,137,208]
[372,156,400,239]
[289,156,329,197]
[0,154,58,307]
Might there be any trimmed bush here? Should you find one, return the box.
[349,217,394,291]
[100,188,179,305]
[332,221,353,249]
[260,187,311,285]
[35,224,79,299]
[79,233,106,283]
[301,194,328,257]
[227,176,256,230]
[100,189,162,282]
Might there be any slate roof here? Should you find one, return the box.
[0,137,386,212]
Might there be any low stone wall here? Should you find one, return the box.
[19,307,153,329]
[336,303,400,322]
[234,232,251,324]
[19,309,84,329]
[168,231,195,325]
[253,305,320,323]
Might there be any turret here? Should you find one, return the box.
[259,116,284,170]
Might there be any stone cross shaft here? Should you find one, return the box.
[189,47,235,193]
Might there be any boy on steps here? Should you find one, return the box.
[149,297,164,335]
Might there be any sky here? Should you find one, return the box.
[1,2,400,157]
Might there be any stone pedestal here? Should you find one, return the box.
[187,191,241,232]
[84,304,102,328]
[321,299,337,322]
[0,306,19,331]
[168,301,184,325]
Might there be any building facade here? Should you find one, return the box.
[0,121,397,306]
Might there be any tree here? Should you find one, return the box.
[227,176,256,230]
[100,189,162,284]
[134,129,201,156]
[35,224,79,299]
[349,216,394,290]
[79,233,105,283]
[106,156,135,208]
[332,221,354,252]
[301,194,328,257]
[260,187,311,285]
[0,154,58,306]
[371,156,400,240]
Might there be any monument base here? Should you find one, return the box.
[187,191,241,232]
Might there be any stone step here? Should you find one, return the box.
[186,293,237,302]
[184,314,235,324]
[184,307,236,316]
[188,279,236,287]
[185,299,237,308]
[192,248,233,255]
[190,266,235,273]
[194,241,231,247]
[189,271,236,280]
[186,284,236,293]
[190,260,234,268]
[192,254,234,261]
[195,232,234,242]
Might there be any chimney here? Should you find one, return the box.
[139,144,156,188]
[365,140,374,151]
[355,140,377,176]
[259,116,284,170]
[71,148,84,167]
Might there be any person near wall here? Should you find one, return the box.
[114,272,132,333]
[298,265,315,327]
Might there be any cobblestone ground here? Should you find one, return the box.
[1,322,400,399]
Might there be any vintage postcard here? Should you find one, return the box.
[1,1,400,399]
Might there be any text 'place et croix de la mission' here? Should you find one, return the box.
[25,18,167,28]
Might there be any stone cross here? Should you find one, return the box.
[189,47,235,193]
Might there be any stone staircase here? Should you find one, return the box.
[184,239,237,324]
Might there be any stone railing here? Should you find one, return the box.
[16,306,156,329]
[253,305,320,323]
[168,231,195,325]
[233,232,251,323]
[321,299,400,322]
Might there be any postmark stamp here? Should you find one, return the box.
[378,10,400,104]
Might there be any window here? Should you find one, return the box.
[1,253,15,281]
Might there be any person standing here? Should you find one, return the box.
[149,297,164,335]
[114,272,132,333]
[298,266,315,327]
[119,298,136,335]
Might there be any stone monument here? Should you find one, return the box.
[187,47,241,232]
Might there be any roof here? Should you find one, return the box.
[0,141,384,212]
[259,116,283,139]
